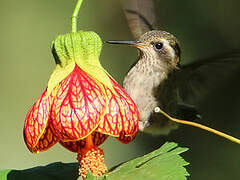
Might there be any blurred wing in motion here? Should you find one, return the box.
[176,50,240,104]
[122,0,240,112]
[122,0,156,39]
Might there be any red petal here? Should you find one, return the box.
[60,132,108,153]
[51,66,106,141]
[96,76,139,143]
[24,90,58,152]
[29,123,58,152]
[116,130,137,144]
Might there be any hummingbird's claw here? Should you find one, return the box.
[139,121,150,131]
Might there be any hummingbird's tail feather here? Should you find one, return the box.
[158,108,240,144]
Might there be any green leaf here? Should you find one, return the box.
[104,142,189,180]
[2,142,189,180]
[0,169,11,180]
[84,171,99,180]
[1,162,79,180]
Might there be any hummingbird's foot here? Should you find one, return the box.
[139,121,150,131]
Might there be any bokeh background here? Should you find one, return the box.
[1,0,240,180]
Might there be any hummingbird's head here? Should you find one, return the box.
[138,30,181,68]
[107,30,181,70]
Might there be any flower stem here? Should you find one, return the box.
[72,0,83,33]
[158,108,240,144]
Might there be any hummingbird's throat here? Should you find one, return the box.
[154,106,240,144]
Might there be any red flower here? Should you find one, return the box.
[24,31,139,178]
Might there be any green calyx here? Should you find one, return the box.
[52,31,102,67]
[47,31,114,95]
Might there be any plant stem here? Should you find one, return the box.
[72,0,83,33]
[159,108,240,144]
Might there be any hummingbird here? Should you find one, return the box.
[108,30,199,134]
[107,0,240,135]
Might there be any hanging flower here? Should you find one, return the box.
[24,31,139,178]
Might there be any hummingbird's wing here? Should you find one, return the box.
[122,0,156,39]
[122,0,240,105]
[176,51,240,104]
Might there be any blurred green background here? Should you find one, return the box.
[0,0,240,179]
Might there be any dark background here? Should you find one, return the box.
[0,0,239,180]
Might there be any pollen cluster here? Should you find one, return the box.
[77,147,107,178]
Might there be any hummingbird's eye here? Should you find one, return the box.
[153,42,163,51]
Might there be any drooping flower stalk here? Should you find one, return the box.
[24,0,139,178]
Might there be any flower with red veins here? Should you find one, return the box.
[24,31,139,178]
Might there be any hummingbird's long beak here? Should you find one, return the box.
[106,40,145,48]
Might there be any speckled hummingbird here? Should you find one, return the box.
[107,0,240,142]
